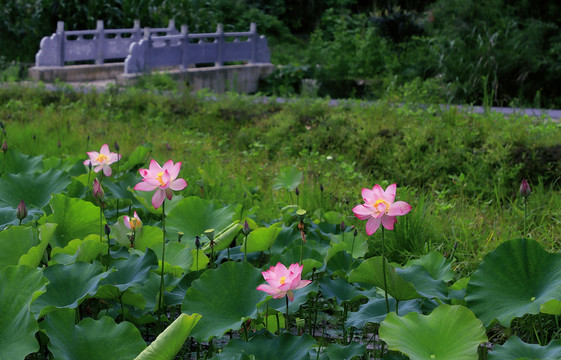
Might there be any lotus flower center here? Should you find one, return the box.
[373,199,390,213]
[129,218,140,230]
[96,153,108,163]
[156,172,166,186]
[279,276,286,285]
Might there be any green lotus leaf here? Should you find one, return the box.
[202,221,242,252]
[326,250,355,277]
[488,336,561,360]
[0,226,38,270]
[272,167,303,191]
[396,265,449,300]
[103,172,145,201]
[31,261,111,318]
[346,298,422,328]
[50,234,107,265]
[465,238,561,326]
[541,299,561,315]
[0,148,43,174]
[318,277,365,305]
[181,261,266,341]
[133,313,202,360]
[126,271,162,315]
[110,215,163,250]
[165,270,204,306]
[19,223,57,268]
[0,168,71,210]
[327,232,368,259]
[348,256,421,301]
[166,196,236,247]
[214,333,316,360]
[190,248,209,271]
[242,223,282,253]
[322,211,344,225]
[97,249,158,296]
[0,265,48,360]
[132,190,183,215]
[157,241,193,274]
[405,251,454,282]
[41,308,146,360]
[266,281,319,315]
[122,145,152,172]
[269,227,300,255]
[42,155,85,176]
[269,243,324,272]
[324,342,366,360]
[46,194,105,248]
[0,206,43,228]
[379,304,487,360]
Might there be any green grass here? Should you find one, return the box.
[1,82,560,276]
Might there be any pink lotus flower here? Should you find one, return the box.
[352,183,411,235]
[133,159,187,209]
[257,263,311,301]
[123,211,142,231]
[84,144,121,176]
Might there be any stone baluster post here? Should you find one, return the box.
[144,27,151,72]
[181,25,189,69]
[249,23,257,64]
[56,21,65,66]
[132,20,141,42]
[96,20,105,65]
[215,24,224,67]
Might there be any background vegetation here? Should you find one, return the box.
[2,0,561,107]
[1,83,560,275]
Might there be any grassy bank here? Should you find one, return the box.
[1,83,560,275]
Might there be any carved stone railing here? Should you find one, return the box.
[124,23,270,74]
[35,20,178,66]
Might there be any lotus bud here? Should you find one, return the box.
[519,178,531,197]
[92,178,104,200]
[242,220,250,236]
[340,221,345,231]
[195,235,201,249]
[166,143,172,152]
[104,224,111,236]
[353,228,358,237]
[114,141,120,152]
[16,200,27,221]
[295,187,300,197]
[320,184,324,192]
[1,141,7,152]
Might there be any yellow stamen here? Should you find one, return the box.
[96,153,108,163]
[373,199,390,213]
[156,172,166,186]
[280,276,286,285]
[129,217,141,230]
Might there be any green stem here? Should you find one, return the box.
[244,234,248,262]
[351,232,356,258]
[158,200,166,322]
[120,294,125,322]
[522,196,528,237]
[106,230,111,271]
[300,237,303,265]
[265,302,269,333]
[285,295,290,333]
[381,227,390,314]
